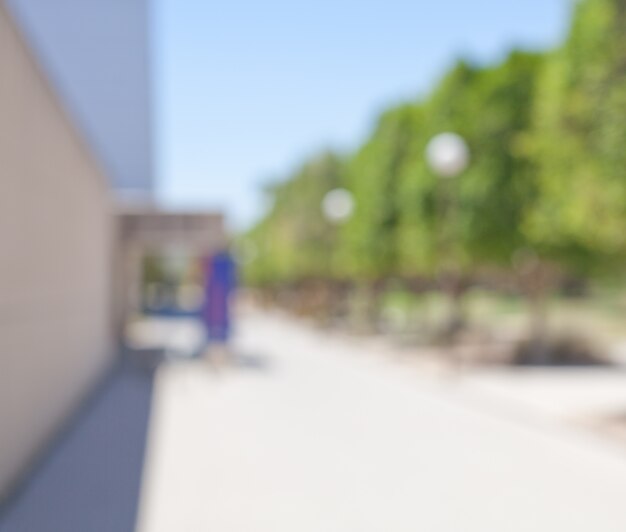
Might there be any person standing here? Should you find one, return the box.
[201,248,237,367]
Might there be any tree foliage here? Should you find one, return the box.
[244,151,345,285]
[245,0,626,289]
[527,0,626,274]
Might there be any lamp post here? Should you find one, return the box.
[321,188,355,272]
[320,188,355,324]
[425,133,470,342]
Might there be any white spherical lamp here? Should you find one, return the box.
[426,132,470,178]
[322,188,355,224]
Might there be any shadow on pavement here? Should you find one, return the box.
[232,351,273,372]
[0,361,157,532]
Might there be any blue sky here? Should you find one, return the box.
[154,0,572,229]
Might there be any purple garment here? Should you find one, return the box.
[202,252,237,341]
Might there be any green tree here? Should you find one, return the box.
[393,54,543,334]
[527,0,626,274]
[339,105,416,281]
[245,151,346,287]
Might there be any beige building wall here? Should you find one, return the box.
[0,2,114,499]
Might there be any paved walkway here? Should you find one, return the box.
[0,365,155,532]
[137,312,626,532]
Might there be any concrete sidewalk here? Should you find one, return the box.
[137,312,626,532]
[462,368,626,432]
[0,365,156,532]
[350,332,626,442]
